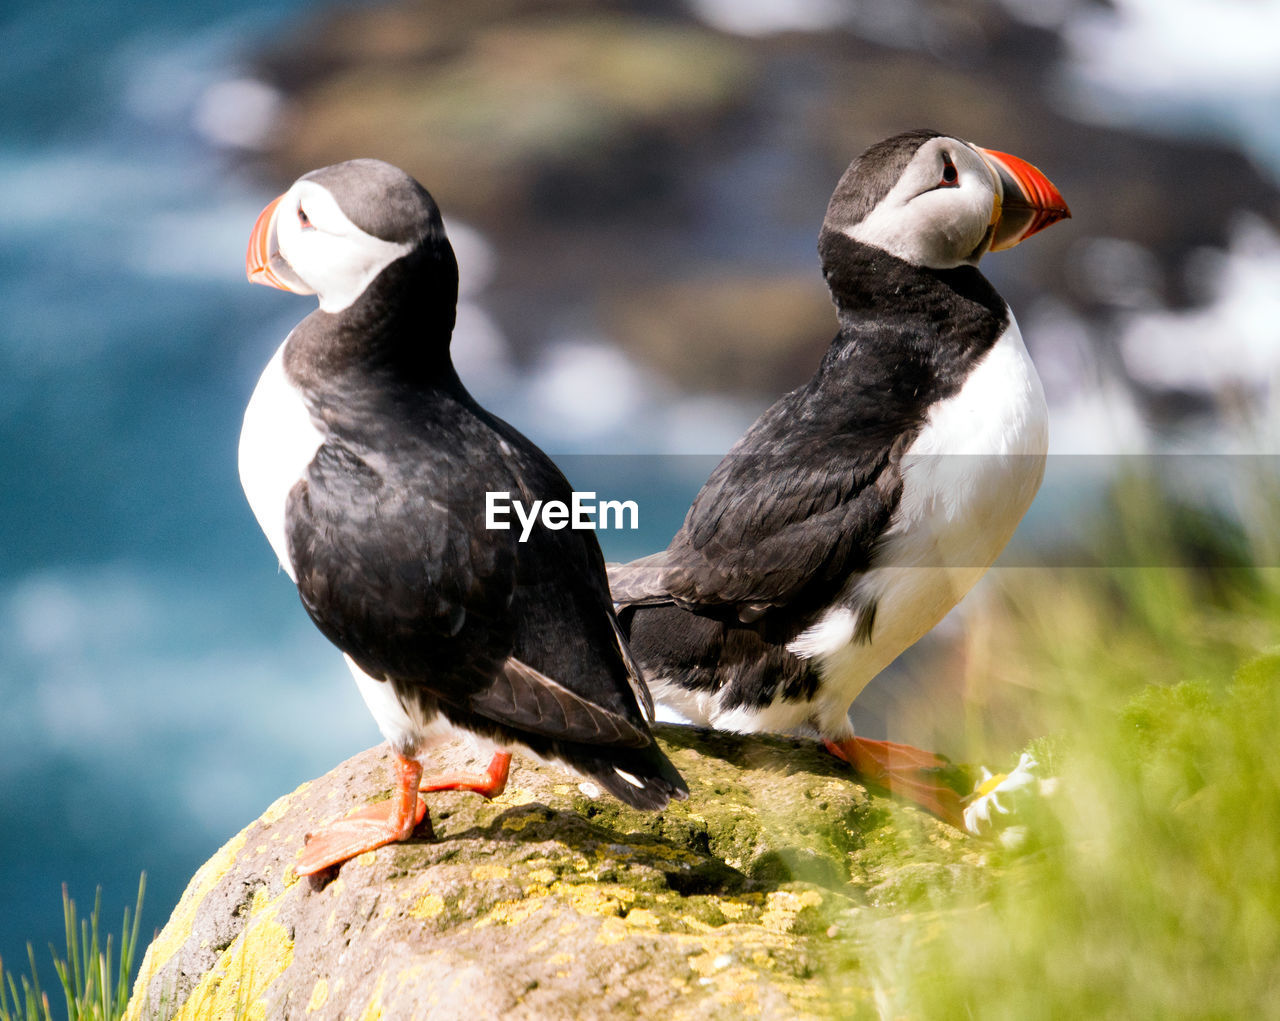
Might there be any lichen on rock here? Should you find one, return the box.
[127,725,986,1020]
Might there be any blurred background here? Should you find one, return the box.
[2,0,1279,974]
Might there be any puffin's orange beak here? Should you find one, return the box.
[246,195,311,293]
[977,147,1071,252]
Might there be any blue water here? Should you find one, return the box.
[0,0,387,970]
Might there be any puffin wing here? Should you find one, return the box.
[292,405,659,746]
[606,550,674,607]
[287,436,521,687]
[475,413,659,731]
[620,389,910,620]
[467,656,651,747]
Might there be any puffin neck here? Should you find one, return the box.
[291,242,462,391]
[817,229,1008,353]
[819,228,997,310]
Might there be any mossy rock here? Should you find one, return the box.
[126,725,985,1019]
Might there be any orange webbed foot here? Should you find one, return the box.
[418,750,512,800]
[825,736,967,830]
[297,753,427,876]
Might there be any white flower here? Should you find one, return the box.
[962,752,1044,839]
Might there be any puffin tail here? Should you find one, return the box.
[574,738,689,811]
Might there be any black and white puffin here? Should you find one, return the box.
[240,158,686,875]
[610,130,1069,829]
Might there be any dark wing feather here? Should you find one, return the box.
[621,380,911,620]
[291,389,658,748]
[288,437,518,688]
[607,551,674,607]
[466,656,650,747]
[609,611,655,721]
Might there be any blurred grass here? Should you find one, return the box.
[0,878,144,1021]
[854,470,1280,1019]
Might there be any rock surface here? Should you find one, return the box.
[126,726,981,1019]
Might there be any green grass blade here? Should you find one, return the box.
[3,877,147,1021]
[116,874,146,1017]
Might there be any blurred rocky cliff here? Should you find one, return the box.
[223,0,1280,452]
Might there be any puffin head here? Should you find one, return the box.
[246,158,453,314]
[820,129,1070,271]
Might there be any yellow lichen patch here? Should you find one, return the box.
[716,898,759,921]
[306,978,328,1013]
[407,892,445,920]
[172,886,294,1021]
[500,813,543,832]
[750,949,776,969]
[758,889,823,934]
[625,908,660,928]
[474,895,547,928]
[596,916,629,946]
[491,786,537,807]
[124,830,249,1020]
[548,952,574,966]
[470,863,511,881]
[258,783,308,826]
[526,867,556,885]
[628,842,703,865]
[550,880,634,917]
[355,973,386,1021]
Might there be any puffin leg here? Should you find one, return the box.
[824,737,966,829]
[419,750,512,799]
[297,753,428,876]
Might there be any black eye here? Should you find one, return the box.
[297,204,313,229]
[940,157,959,186]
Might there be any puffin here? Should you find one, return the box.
[610,130,1070,829]
[239,158,687,875]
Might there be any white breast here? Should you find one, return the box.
[789,315,1048,732]
[237,338,326,582]
[888,313,1048,563]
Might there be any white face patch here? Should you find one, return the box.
[274,179,414,313]
[844,137,1000,270]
